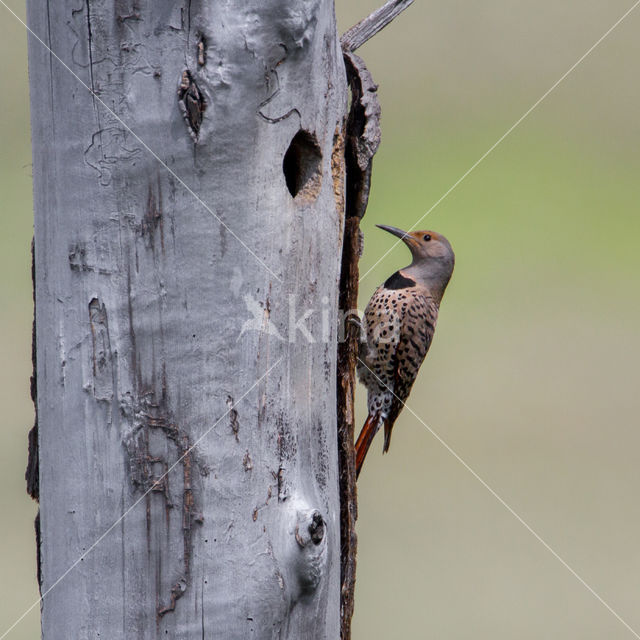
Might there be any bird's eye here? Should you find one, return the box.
[423,234,431,241]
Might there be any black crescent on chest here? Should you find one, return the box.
[383,271,416,290]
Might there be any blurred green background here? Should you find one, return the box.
[2,0,640,638]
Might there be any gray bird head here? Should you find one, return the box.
[377,225,455,301]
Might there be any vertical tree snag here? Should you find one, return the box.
[28,1,346,637]
[27,0,414,635]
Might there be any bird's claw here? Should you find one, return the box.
[345,315,367,343]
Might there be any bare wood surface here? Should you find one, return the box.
[27,1,347,637]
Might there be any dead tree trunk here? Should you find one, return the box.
[28,1,347,637]
[26,0,413,636]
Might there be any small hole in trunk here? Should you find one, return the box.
[283,130,322,200]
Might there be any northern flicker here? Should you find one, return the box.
[355,225,455,478]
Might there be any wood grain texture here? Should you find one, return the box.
[28,1,346,637]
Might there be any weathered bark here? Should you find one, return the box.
[28,1,347,637]
[336,48,382,640]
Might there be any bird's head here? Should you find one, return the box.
[377,224,455,299]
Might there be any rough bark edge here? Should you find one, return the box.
[343,52,381,219]
[337,50,382,640]
[26,238,41,591]
[341,0,414,53]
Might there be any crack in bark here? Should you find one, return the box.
[226,395,240,442]
[89,297,114,404]
[178,70,206,142]
[140,178,165,252]
[85,0,98,112]
[26,239,41,590]
[196,33,206,67]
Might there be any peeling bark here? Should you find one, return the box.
[335,8,413,628]
[337,49,382,640]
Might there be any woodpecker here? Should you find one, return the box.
[355,225,455,478]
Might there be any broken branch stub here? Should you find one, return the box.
[341,0,415,53]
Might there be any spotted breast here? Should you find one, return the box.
[357,274,438,456]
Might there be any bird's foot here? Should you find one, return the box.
[345,314,365,339]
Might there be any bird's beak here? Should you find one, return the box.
[376,224,417,247]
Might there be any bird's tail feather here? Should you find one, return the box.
[383,419,393,454]
[355,413,380,479]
